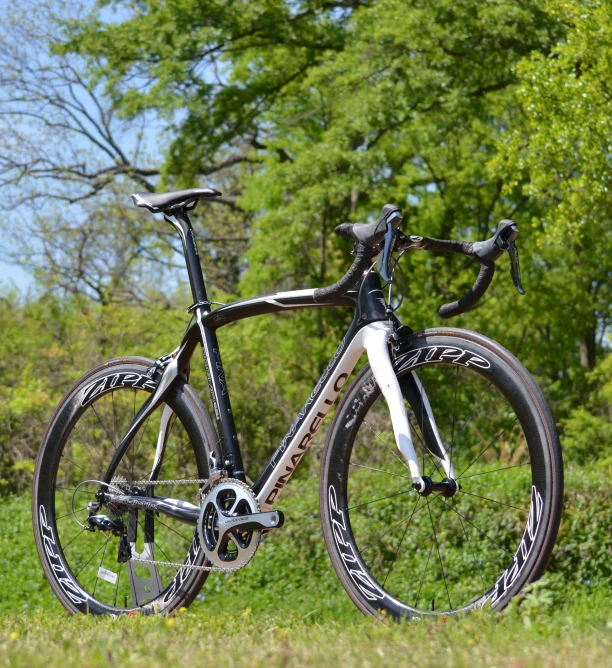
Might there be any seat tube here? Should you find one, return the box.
[166,211,246,481]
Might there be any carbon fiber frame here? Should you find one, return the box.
[103,211,389,505]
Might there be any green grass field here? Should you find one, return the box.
[1,466,610,666]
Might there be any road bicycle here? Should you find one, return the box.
[33,188,563,619]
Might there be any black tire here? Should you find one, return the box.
[33,357,221,616]
[320,328,563,620]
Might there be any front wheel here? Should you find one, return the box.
[320,328,563,620]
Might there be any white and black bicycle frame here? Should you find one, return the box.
[101,211,455,522]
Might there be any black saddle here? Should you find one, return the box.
[131,188,222,213]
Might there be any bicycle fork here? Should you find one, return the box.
[362,325,457,494]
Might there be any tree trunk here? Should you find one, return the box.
[579,329,596,370]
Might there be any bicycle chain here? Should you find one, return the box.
[128,557,240,573]
[121,479,208,486]
[116,477,250,573]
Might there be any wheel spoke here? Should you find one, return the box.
[453,496,485,588]
[363,419,412,473]
[426,497,452,610]
[350,462,413,482]
[92,536,111,597]
[70,426,105,477]
[60,454,95,479]
[408,415,445,478]
[430,381,493,479]
[414,500,445,608]
[152,517,194,544]
[56,507,87,521]
[431,493,511,557]
[136,518,174,566]
[348,488,411,511]
[111,392,119,455]
[358,502,428,556]
[460,489,528,513]
[113,562,123,607]
[75,538,108,577]
[456,416,519,479]
[55,486,91,495]
[450,366,459,474]
[130,414,152,476]
[382,496,421,587]
[91,404,116,450]
[459,462,530,480]
[61,527,86,552]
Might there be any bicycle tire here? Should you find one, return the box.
[33,357,220,616]
[320,328,563,619]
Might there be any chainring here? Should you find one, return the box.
[197,478,261,570]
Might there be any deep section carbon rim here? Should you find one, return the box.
[322,333,560,618]
[34,361,213,615]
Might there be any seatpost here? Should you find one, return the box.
[165,211,208,305]
[164,210,246,481]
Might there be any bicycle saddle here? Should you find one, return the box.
[131,188,222,213]
[334,204,403,248]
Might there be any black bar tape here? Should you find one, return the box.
[313,243,373,303]
[400,235,476,257]
[438,260,495,319]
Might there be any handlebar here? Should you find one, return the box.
[396,219,523,318]
[313,242,373,303]
[313,212,524,316]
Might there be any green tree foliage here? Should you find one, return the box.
[0,0,610,491]
[495,0,612,371]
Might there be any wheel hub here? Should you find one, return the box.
[413,476,461,498]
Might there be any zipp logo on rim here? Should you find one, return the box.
[487,486,543,607]
[80,372,158,406]
[396,346,491,372]
[39,505,88,606]
[328,486,386,603]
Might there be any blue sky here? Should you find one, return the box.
[0,260,32,291]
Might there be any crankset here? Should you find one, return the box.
[198,479,284,569]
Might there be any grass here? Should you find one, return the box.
[0,591,611,667]
[0,465,610,666]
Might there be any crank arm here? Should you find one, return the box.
[218,510,284,536]
[100,491,200,525]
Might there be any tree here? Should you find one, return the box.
[1,0,610,470]
[0,0,250,302]
[494,0,612,371]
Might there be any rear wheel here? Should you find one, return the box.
[320,329,563,619]
[33,358,220,615]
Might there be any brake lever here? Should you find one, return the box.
[376,226,397,282]
[507,239,525,295]
[493,222,525,295]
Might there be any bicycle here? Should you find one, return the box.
[33,188,563,619]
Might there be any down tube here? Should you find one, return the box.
[254,322,391,511]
